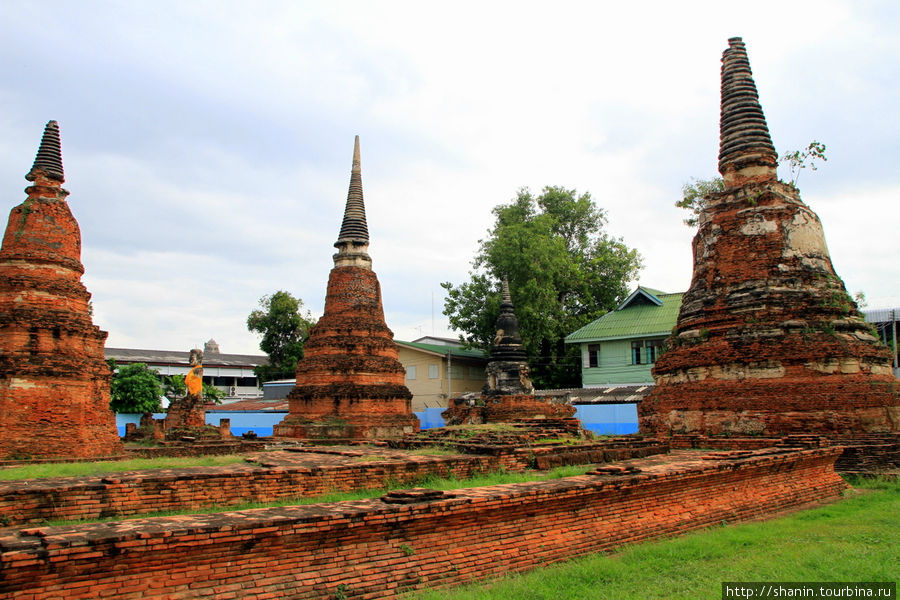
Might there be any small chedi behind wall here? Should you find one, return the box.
[0,121,123,459]
[274,137,419,439]
[640,38,900,436]
[443,278,578,427]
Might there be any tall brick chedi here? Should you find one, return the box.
[274,137,419,439]
[640,38,899,436]
[0,121,123,458]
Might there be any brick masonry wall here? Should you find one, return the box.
[0,170,122,459]
[0,452,499,527]
[276,266,419,439]
[0,447,846,599]
[0,440,670,526]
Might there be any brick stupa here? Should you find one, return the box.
[443,278,577,425]
[274,137,419,439]
[639,38,900,436]
[0,121,123,459]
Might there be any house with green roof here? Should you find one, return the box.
[565,287,683,386]
[395,338,488,411]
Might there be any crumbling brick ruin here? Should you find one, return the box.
[640,38,900,436]
[0,445,847,599]
[0,121,123,459]
[443,278,579,427]
[274,137,419,439]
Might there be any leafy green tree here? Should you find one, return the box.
[163,374,187,402]
[109,361,164,414]
[247,290,315,384]
[202,382,226,404]
[442,186,642,388]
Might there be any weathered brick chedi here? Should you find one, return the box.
[274,137,419,439]
[0,121,123,459]
[443,278,577,425]
[640,38,900,436]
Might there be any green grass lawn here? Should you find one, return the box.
[410,477,900,600]
[0,454,249,480]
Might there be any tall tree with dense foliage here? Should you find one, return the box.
[247,290,315,384]
[108,361,164,413]
[442,186,642,388]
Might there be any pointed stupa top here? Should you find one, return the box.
[26,120,65,183]
[490,276,526,361]
[718,37,777,184]
[335,135,369,246]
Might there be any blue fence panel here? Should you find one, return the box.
[116,404,638,438]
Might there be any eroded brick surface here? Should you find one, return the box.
[275,137,418,439]
[0,122,122,459]
[640,39,900,436]
[0,447,846,599]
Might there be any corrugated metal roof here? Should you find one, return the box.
[395,340,487,361]
[536,385,651,403]
[208,398,289,411]
[565,288,683,343]
[863,308,899,323]
[105,348,267,368]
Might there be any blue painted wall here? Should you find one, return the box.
[116,404,638,438]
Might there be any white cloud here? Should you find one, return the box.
[0,0,897,356]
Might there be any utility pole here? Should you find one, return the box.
[446,349,452,400]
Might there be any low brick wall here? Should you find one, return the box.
[0,452,498,527]
[0,447,846,599]
[669,433,900,474]
[0,440,668,527]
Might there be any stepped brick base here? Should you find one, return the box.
[442,394,577,426]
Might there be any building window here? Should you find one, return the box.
[449,365,464,380]
[631,341,643,365]
[428,364,439,379]
[468,366,484,380]
[646,339,664,364]
[406,365,417,380]
[588,344,600,368]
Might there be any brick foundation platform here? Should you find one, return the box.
[0,447,847,599]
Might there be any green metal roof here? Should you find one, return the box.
[565,288,684,343]
[395,340,487,360]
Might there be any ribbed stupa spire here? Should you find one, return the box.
[26,120,65,183]
[333,136,372,268]
[718,37,778,186]
[501,276,512,304]
[336,135,369,244]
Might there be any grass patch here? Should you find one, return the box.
[40,464,596,526]
[0,455,249,480]
[410,477,900,600]
[409,447,462,456]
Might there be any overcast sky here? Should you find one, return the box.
[1,1,897,355]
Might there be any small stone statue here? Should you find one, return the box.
[185,349,203,398]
